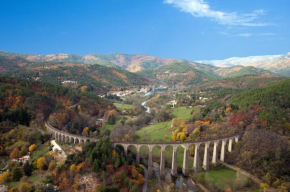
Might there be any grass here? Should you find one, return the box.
[204,167,236,188]
[135,121,172,143]
[172,106,193,120]
[7,171,49,188]
[114,102,133,110]
[104,123,114,131]
[31,145,50,161]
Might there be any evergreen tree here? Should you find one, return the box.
[23,162,33,176]
[12,168,23,181]
[92,160,99,173]
[114,158,120,169]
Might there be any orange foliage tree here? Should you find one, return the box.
[10,148,20,159]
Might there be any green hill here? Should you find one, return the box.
[0,76,110,127]
[0,55,149,93]
[230,79,290,127]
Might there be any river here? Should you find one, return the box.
[141,100,150,113]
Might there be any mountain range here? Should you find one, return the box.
[198,52,290,76]
[0,50,287,89]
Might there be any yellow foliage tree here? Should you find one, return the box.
[112,149,118,157]
[0,171,10,184]
[70,164,76,172]
[83,127,89,136]
[18,182,31,192]
[156,189,161,192]
[36,157,47,170]
[77,105,82,112]
[260,183,270,192]
[80,86,88,92]
[177,132,186,141]
[172,134,176,141]
[29,144,37,153]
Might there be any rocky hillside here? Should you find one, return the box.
[198,52,290,76]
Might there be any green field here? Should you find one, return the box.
[172,106,193,120]
[200,167,259,191]
[31,145,50,161]
[7,171,50,188]
[135,121,172,143]
[204,167,236,187]
[114,103,133,110]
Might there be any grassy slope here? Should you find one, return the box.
[113,103,133,110]
[135,121,172,143]
[172,107,193,120]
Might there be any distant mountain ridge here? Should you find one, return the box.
[198,52,290,76]
[0,50,282,87]
[0,55,149,93]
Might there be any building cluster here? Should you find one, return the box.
[61,80,77,84]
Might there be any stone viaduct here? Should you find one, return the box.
[45,122,242,178]
[45,122,99,144]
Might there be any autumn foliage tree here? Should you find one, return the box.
[10,148,20,159]
[36,157,47,170]
[29,144,37,152]
[0,172,10,184]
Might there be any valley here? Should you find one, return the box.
[0,50,289,192]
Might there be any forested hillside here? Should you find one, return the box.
[0,55,149,93]
[138,62,279,86]
[225,79,290,190]
[0,76,111,129]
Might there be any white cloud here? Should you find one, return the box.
[236,33,252,37]
[259,33,277,36]
[164,0,269,26]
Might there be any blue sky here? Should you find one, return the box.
[0,0,289,60]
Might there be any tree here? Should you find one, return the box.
[20,146,28,157]
[12,168,23,181]
[260,183,269,192]
[0,172,10,184]
[36,157,47,170]
[23,162,33,176]
[48,160,56,171]
[108,115,116,125]
[10,148,20,159]
[70,164,76,173]
[92,160,99,173]
[29,144,37,153]
[114,158,120,169]
[112,175,117,186]
[18,182,31,192]
[83,127,89,136]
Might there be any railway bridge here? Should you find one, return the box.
[45,122,242,177]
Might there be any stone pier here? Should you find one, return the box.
[160,146,166,178]
[212,141,219,166]
[203,142,210,170]
[193,143,200,172]
[171,146,178,176]
[220,139,227,162]
[182,146,189,176]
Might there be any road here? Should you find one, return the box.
[51,140,67,164]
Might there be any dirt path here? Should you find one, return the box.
[220,161,276,192]
[51,140,67,165]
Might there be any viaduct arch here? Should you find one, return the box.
[45,122,242,178]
